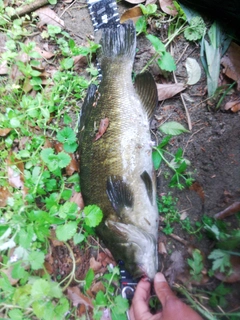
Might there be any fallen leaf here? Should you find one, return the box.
[94,118,109,141]
[54,142,79,175]
[214,256,240,283]
[214,202,240,220]
[189,181,205,203]
[165,251,185,285]
[146,0,157,4]
[34,7,64,28]
[1,267,19,286]
[158,241,167,254]
[91,281,105,295]
[120,6,143,24]
[157,83,185,101]
[35,46,55,59]
[224,100,240,112]
[97,251,116,267]
[89,257,102,272]
[221,42,240,91]
[73,55,88,71]
[185,57,201,85]
[70,192,84,209]
[0,187,10,207]
[67,286,93,308]
[0,60,8,75]
[0,128,11,136]
[7,159,25,190]
[159,0,177,16]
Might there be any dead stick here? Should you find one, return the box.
[11,0,49,19]
[214,202,240,220]
[159,227,188,246]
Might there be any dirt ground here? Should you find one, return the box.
[54,0,240,316]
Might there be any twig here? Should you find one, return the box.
[159,226,188,246]
[10,0,49,19]
[60,0,78,18]
[171,45,192,131]
[176,43,189,65]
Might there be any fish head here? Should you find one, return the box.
[106,221,158,280]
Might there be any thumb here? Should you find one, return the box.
[154,273,178,307]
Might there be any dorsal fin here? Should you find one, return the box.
[135,72,158,120]
[140,171,153,204]
[106,176,134,216]
[79,84,97,132]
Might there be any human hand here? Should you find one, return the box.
[129,273,203,320]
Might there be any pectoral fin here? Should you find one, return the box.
[135,72,158,120]
[106,176,133,216]
[140,171,153,204]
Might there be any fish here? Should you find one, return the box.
[78,21,159,280]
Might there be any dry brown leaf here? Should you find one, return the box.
[0,128,11,137]
[146,0,157,4]
[91,281,105,295]
[89,257,102,272]
[7,162,24,189]
[34,7,64,28]
[1,267,19,285]
[157,83,185,101]
[224,99,240,112]
[214,202,240,220]
[35,46,54,59]
[159,0,177,16]
[70,192,84,209]
[221,42,240,91]
[0,187,10,207]
[73,55,88,71]
[189,181,205,203]
[158,241,167,255]
[120,6,143,24]
[0,60,8,75]
[94,118,109,141]
[67,286,93,308]
[97,251,116,267]
[165,251,185,285]
[214,256,240,283]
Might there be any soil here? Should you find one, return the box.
[52,0,240,317]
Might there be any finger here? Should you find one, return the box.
[131,278,151,317]
[154,273,178,307]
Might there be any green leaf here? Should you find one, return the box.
[8,309,23,320]
[152,150,162,170]
[184,16,206,41]
[56,221,78,241]
[61,58,74,70]
[135,16,147,35]
[63,142,78,153]
[158,135,172,148]
[48,0,57,4]
[54,297,69,318]
[157,52,176,72]
[159,121,189,135]
[57,151,71,168]
[208,249,231,272]
[94,290,107,306]
[146,34,165,53]
[28,251,45,270]
[83,205,103,227]
[113,295,129,314]
[139,4,157,15]
[85,268,94,290]
[41,148,54,164]
[31,279,50,299]
[10,118,20,128]
[57,127,76,144]
[73,232,85,245]
[58,201,77,219]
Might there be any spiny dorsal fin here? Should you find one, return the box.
[79,84,98,132]
[135,72,158,120]
[106,176,134,216]
[140,171,153,204]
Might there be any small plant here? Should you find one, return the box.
[153,121,193,189]
[158,194,180,234]
[187,249,204,282]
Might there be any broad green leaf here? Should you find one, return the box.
[159,121,189,135]
[61,58,74,70]
[139,4,157,15]
[84,205,103,227]
[85,268,94,290]
[10,118,20,128]
[146,34,165,53]
[31,279,50,299]
[94,290,107,306]
[157,52,176,72]
[8,309,23,320]
[158,135,172,148]
[28,251,45,270]
[135,16,147,35]
[57,151,71,168]
[73,233,85,245]
[56,221,78,241]
[54,298,69,318]
[152,150,162,170]
[57,127,76,144]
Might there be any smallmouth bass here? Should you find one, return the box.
[78,22,159,279]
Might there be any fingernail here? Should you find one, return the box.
[154,273,167,283]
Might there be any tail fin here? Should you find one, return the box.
[97,22,136,65]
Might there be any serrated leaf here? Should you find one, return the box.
[184,16,206,41]
[157,52,176,72]
[208,249,231,272]
[31,279,50,299]
[95,290,107,306]
[84,205,103,227]
[159,121,189,135]
[186,57,201,85]
[57,127,76,144]
[56,221,78,241]
[57,152,71,168]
